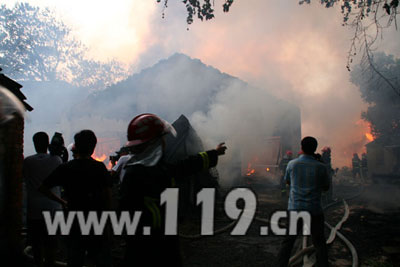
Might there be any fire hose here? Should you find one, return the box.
[23,181,364,266]
[287,182,365,267]
[23,246,68,267]
[288,200,356,267]
[179,182,363,267]
[179,220,238,239]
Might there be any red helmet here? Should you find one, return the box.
[322,146,331,153]
[126,113,176,147]
[298,150,304,155]
[286,150,293,156]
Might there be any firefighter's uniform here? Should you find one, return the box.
[120,150,218,266]
[279,152,293,196]
[352,153,361,179]
[361,153,368,180]
[321,147,333,202]
[119,113,226,267]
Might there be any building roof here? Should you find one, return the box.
[0,70,33,111]
[366,135,400,148]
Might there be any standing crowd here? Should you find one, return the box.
[23,113,227,267]
[24,113,332,267]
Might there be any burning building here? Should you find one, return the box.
[366,138,400,183]
[63,53,303,186]
[242,104,301,184]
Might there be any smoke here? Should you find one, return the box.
[133,0,399,167]
[15,0,400,170]
[360,184,400,213]
[190,81,294,185]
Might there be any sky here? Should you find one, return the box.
[4,0,400,167]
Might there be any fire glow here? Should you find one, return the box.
[93,154,107,162]
[246,163,256,176]
[93,153,112,169]
[365,123,375,142]
[356,119,376,142]
[365,132,374,142]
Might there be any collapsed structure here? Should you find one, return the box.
[164,114,219,214]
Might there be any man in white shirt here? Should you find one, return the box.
[111,154,131,183]
[23,132,62,267]
[111,147,132,183]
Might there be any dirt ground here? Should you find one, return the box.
[21,176,400,267]
[178,179,400,267]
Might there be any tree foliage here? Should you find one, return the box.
[156,0,234,24]
[351,52,400,142]
[157,1,398,88]
[300,1,399,72]
[0,3,126,89]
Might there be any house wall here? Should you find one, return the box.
[0,115,24,261]
[367,144,400,178]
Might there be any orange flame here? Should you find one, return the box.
[93,154,107,162]
[266,168,270,172]
[246,169,255,176]
[246,162,256,176]
[365,132,374,142]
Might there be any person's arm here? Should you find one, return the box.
[98,162,114,210]
[284,163,291,185]
[320,164,330,191]
[168,143,227,179]
[39,164,68,208]
[110,156,129,183]
[38,185,68,208]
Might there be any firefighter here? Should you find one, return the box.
[297,150,303,157]
[321,146,333,202]
[352,153,361,179]
[279,151,293,196]
[361,153,368,180]
[119,113,227,267]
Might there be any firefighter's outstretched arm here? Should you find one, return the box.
[216,142,227,155]
[169,142,227,179]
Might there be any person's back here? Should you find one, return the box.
[278,136,329,267]
[285,154,329,215]
[23,131,62,267]
[43,158,111,212]
[120,113,227,267]
[24,153,62,219]
[40,129,112,267]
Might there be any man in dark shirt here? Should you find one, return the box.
[23,132,62,267]
[40,129,112,267]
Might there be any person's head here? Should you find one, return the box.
[49,132,65,156]
[301,136,318,155]
[126,113,176,153]
[74,130,97,157]
[33,132,49,153]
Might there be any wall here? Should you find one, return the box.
[0,115,24,262]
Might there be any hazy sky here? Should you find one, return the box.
[5,0,400,166]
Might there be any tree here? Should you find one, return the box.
[351,52,400,142]
[301,1,398,71]
[0,3,126,89]
[156,0,234,24]
[157,1,399,94]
